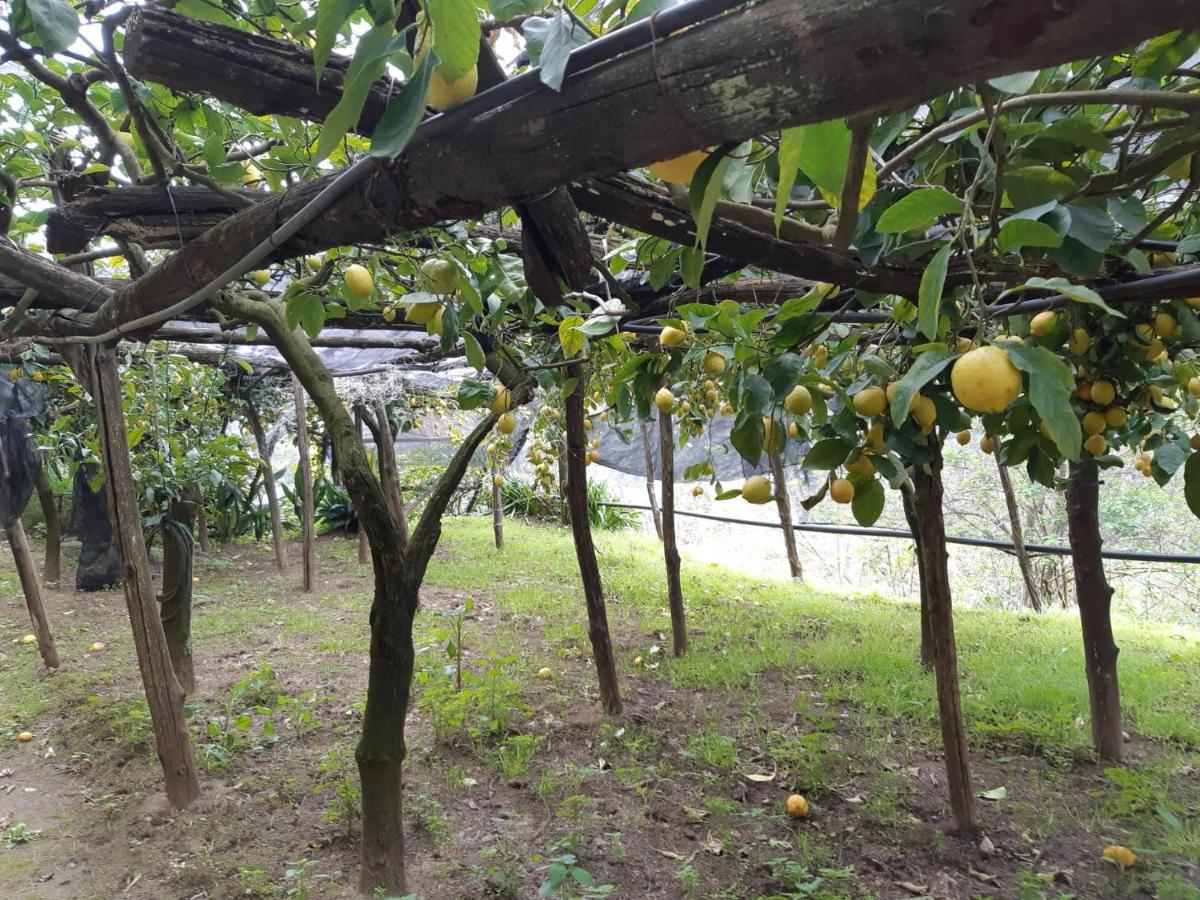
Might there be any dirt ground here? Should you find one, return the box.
[1,529,1197,899]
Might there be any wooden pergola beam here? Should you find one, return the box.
[6,0,1196,340]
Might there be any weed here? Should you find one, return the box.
[494,733,542,779]
[2,822,41,848]
[536,853,614,897]
[467,841,524,897]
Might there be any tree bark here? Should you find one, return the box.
[354,407,370,564]
[195,503,210,553]
[910,444,976,832]
[87,345,200,809]
[769,451,803,580]
[900,478,935,668]
[638,418,663,540]
[1065,460,1123,761]
[5,518,60,669]
[658,411,687,656]
[34,462,61,584]
[563,363,622,715]
[293,375,317,593]
[245,399,287,571]
[995,457,1043,613]
[372,400,408,544]
[157,498,196,695]
[492,461,504,550]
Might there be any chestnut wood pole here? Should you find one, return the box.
[5,517,60,669]
[769,451,803,580]
[245,400,287,571]
[1065,460,1123,761]
[563,363,622,714]
[638,418,663,540]
[88,345,200,809]
[157,498,196,695]
[491,461,504,550]
[910,442,976,832]
[900,478,935,668]
[995,457,1043,613]
[657,410,686,656]
[354,406,369,564]
[292,375,316,592]
[34,463,61,583]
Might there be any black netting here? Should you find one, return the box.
[66,462,119,591]
[0,378,46,529]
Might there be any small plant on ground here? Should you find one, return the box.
[536,853,614,897]
[3,822,41,848]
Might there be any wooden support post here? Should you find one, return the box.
[158,498,196,695]
[88,345,200,809]
[5,517,60,669]
[245,400,287,571]
[34,463,61,583]
[910,443,976,832]
[638,418,663,540]
[354,407,369,564]
[563,363,622,715]
[492,461,504,550]
[292,375,316,593]
[995,458,1043,613]
[1065,460,1123,761]
[657,411,687,656]
[769,451,803,580]
[900,478,935,668]
[194,503,210,553]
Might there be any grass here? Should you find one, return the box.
[2,517,1198,898]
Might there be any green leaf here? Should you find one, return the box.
[689,146,734,251]
[1064,203,1115,253]
[1004,166,1077,209]
[1183,453,1200,520]
[889,348,956,427]
[285,292,327,338]
[851,478,885,526]
[917,243,952,341]
[1178,234,1200,255]
[979,786,1008,801]
[313,0,358,83]
[26,0,79,55]
[426,0,480,82]
[790,120,850,199]
[803,438,853,470]
[987,71,1038,93]
[999,276,1125,318]
[370,48,438,159]
[774,126,804,235]
[876,188,962,233]
[1002,343,1080,459]
[523,12,591,91]
[314,22,397,163]
[996,219,1063,253]
[679,246,703,289]
[558,315,585,357]
[730,413,764,466]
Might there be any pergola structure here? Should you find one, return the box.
[1,0,1199,894]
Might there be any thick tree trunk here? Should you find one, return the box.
[658,411,687,656]
[995,457,1043,613]
[769,451,803,580]
[564,363,622,715]
[910,445,976,832]
[492,461,504,550]
[245,400,287,571]
[5,518,60,669]
[638,418,663,540]
[292,376,317,593]
[1065,460,1123,761]
[900,479,935,668]
[158,497,196,695]
[34,463,61,584]
[87,345,200,809]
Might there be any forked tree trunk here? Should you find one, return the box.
[5,518,60,669]
[492,461,504,550]
[354,407,369,564]
[657,411,686,656]
[995,457,1042,613]
[900,479,934,668]
[86,345,200,809]
[292,376,317,592]
[245,400,287,571]
[638,418,663,540]
[1065,460,1123,761]
[158,497,196,695]
[910,444,976,832]
[372,400,409,544]
[35,464,61,583]
[769,451,803,580]
[563,363,622,715]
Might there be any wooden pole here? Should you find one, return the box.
[245,400,287,571]
[492,460,504,550]
[157,499,196,695]
[910,442,976,832]
[354,406,369,564]
[563,363,622,715]
[638,418,663,540]
[900,478,935,668]
[769,451,803,580]
[657,411,687,656]
[34,463,61,583]
[995,458,1043,613]
[88,345,200,809]
[1065,460,1123,761]
[292,375,316,593]
[5,518,60,669]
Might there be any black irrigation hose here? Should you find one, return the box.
[599,501,1200,564]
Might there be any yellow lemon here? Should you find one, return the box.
[702,351,726,376]
[852,386,887,417]
[1154,311,1176,338]
[845,455,875,477]
[980,435,996,455]
[19,634,36,645]
[785,385,813,415]
[490,387,512,414]
[419,258,459,294]
[1102,845,1136,868]
[252,269,270,287]
[1090,379,1116,406]
[404,302,441,325]
[830,478,855,504]
[1030,310,1058,337]
[912,394,937,428]
[659,325,688,348]
[654,388,675,413]
[956,430,971,445]
[497,412,517,435]
[89,641,105,652]
[1068,328,1091,356]
[536,667,553,680]
[648,150,709,184]
[785,794,810,818]
[17,731,33,742]
[742,475,772,504]
[344,263,374,299]
[1084,433,1108,455]
[951,346,1021,414]
[1104,407,1127,427]
[1082,411,1107,436]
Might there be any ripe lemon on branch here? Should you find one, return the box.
[951,345,1021,414]
[415,13,478,110]
[742,475,772,504]
[344,263,374,300]
[648,150,710,184]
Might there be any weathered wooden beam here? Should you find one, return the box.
[19,0,1200,339]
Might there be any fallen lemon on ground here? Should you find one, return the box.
[19,633,36,645]
[89,642,106,652]
[17,731,33,742]
[536,667,553,680]
[785,794,810,818]
[1102,845,1136,868]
